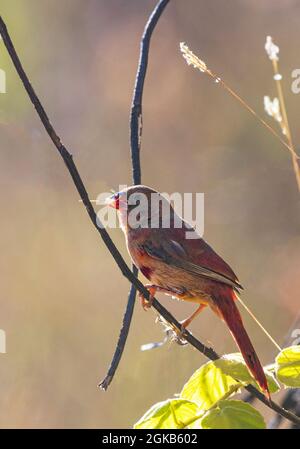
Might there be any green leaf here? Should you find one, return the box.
[200,400,266,429]
[275,346,300,387]
[134,399,199,429]
[215,353,280,393]
[181,360,241,410]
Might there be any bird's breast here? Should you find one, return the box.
[128,243,155,281]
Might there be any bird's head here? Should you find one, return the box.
[105,185,157,209]
[105,185,176,232]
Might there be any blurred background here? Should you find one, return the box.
[0,0,299,428]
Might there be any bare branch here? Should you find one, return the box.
[99,0,170,390]
[98,265,138,391]
[130,0,170,184]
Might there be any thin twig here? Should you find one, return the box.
[98,265,138,391]
[180,43,299,161]
[269,389,300,429]
[99,0,170,391]
[130,0,170,183]
[271,58,300,192]
[1,14,300,428]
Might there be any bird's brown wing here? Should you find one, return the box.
[140,238,242,291]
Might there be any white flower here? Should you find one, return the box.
[264,96,282,122]
[265,36,279,61]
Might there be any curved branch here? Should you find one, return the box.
[1,13,300,428]
[99,0,170,390]
[99,265,138,390]
[130,0,170,185]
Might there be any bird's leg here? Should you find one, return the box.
[167,304,207,345]
[139,284,158,311]
[180,304,207,330]
[139,284,175,310]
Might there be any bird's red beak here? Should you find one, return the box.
[105,193,120,210]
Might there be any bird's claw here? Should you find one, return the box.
[156,316,189,346]
[139,284,158,311]
[170,327,189,346]
[139,291,154,311]
[175,323,189,345]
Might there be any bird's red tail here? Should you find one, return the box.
[213,287,270,400]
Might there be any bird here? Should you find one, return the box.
[105,184,270,400]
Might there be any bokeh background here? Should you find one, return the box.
[0,0,299,428]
